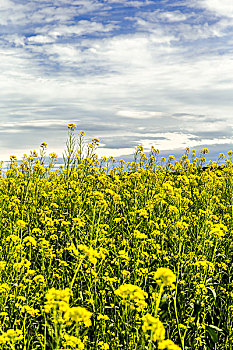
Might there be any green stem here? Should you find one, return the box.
[173,263,184,350]
[44,312,47,350]
[70,257,84,290]
[154,284,164,318]
[174,293,184,350]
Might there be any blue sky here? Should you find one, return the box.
[0,0,233,161]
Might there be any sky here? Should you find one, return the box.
[0,0,233,162]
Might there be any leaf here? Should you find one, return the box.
[206,325,223,344]
[208,325,223,332]
[207,286,217,299]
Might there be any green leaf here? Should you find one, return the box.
[207,287,217,299]
[208,325,223,332]
[206,325,223,344]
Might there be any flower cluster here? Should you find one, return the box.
[153,268,176,288]
[114,284,148,310]
[142,313,165,341]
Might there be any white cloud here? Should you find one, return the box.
[155,10,189,22]
[46,21,117,38]
[97,147,134,158]
[0,1,26,25]
[116,110,164,119]
[134,10,231,42]
[137,134,233,153]
[29,5,79,23]
[54,0,104,14]
[0,119,69,130]
[5,34,26,46]
[0,1,103,28]
[0,1,232,160]
[102,0,153,7]
[0,0,13,9]
[27,35,55,43]
[195,0,233,18]
[182,120,231,133]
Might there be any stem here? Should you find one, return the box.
[173,263,184,350]
[174,292,184,350]
[211,239,218,263]
[70,257,84,290]
[44,312,47,350]
[154,284,164,318]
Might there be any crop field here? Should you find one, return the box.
[0,124,232,350]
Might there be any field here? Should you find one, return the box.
[0,124,232,350]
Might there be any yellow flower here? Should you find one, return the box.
[40,142,47,148]
[0,283,10,294]
[21,305,40,317]
[6,234,20,244]
[142,314,165,341]
[63,333,84,349]
[114,284,148,310]
[49,152,58,159]
[64,306,92,327]
[121,270,130,278]
[98,341,110,349]
[153,268,176,288]
[67,123,77,129]
[0,329,23,344]
[162,183,174,195]
[134,230,148,239]
[209,224,227,239]
[16,220,27,229]
[219,153,225,159]
[30,150,38,158]
[0,261,6,272]
[97,314,110,321]
[168,205,179,215]
[33,275,45,284]
[158,339,182,350]
[13,259,31,272]
[23,236,37,247]
[44,288,72,313]
[72,244,105,264]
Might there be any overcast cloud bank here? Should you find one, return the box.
[0,0,232,160]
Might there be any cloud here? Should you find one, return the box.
[116,110,164,119]
[195,0,233,18]
[45,21,118,38]
[0,0,232,161]
[150,10,189,22]
[27,35,56,43]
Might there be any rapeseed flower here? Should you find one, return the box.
[114,284,148,310]
[0,329,23,345]
[44,287,72,313]
[16,219,27,229]
[98,341,109,349]
[64,306,92,327]
[158,339,182,350]
[67,123,77,129]
[153,268,176,288]
[63,334,85,349]
[142,313,165,341]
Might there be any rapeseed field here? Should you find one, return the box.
[0,123,232,349]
